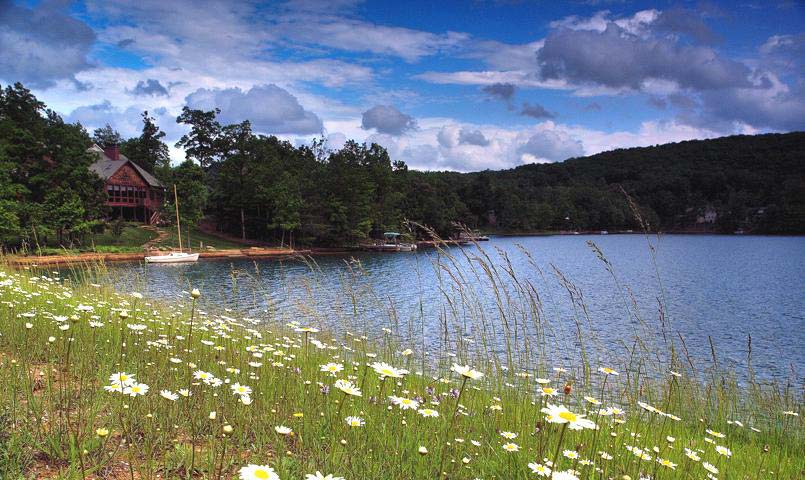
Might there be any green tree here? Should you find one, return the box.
[175,107,222,169]
[91,124,122,148]
[121,111,170,177]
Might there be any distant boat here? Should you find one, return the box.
[145,251,199,263]
[458,231,490,241]
[145,184,199,264]
[600,230,609,235]
[363,232,417,252]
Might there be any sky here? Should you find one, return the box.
[1,0,803,171]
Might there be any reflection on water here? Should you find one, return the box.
[89,234,804,380]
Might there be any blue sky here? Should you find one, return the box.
[1,0,803,170]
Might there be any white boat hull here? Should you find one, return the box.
[144,252,199,263]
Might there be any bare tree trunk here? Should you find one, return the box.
[240,208,246,240]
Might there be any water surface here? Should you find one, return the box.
[94,234,804,380]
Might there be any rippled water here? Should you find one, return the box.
[94,234,804,380]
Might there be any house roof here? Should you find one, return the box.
[88,144,165,188]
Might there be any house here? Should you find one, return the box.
[88,144,165,224]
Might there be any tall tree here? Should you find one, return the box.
[121,111,170,177]
[175,107,222,169]
[91,124,122,148]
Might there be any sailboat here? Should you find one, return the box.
[145,185,199,263]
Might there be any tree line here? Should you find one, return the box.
[1,82,803,250]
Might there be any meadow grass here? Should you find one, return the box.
[0,240,802,479]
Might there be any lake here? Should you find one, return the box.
[92,234,804,381]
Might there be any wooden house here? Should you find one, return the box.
[88,144,165,224]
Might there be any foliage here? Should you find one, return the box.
[0,83,107,249]
[91,123,122,148]
[120,111,171,177]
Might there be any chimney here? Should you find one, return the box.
[104,144,120,161]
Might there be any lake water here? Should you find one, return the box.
[94,234,804,380]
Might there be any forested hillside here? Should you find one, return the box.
[1,82,803,250]
[456,132,805,234]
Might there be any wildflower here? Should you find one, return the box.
[104,383,123,393]
[703,462,719,474]
[451,363,483,380]
[123,382,149,397]
[231,383,253,397]
[320,363,344,375]
[417,408,439,417]
[584,396,600,405]
[541,387,558,397]
[191,289,201,299]
[275,425,293,435]
[178,388,192,397]
[551,471,579,480]
[209,411,217,420]
[715,445,732,457]
[389,395,419,410]
[418,446,428,455]
[239,464,279,480]
[223,424,234,434]
[528,462,552,477]
[345,416,365,427]
[160,390,179,401]
[657,458,677,469]
[706,429,726,438]
[502,442,520,452]
[96,428,109,437]
[684,448,701,461]
[598,367,619,375]
[371,362,408,378]
[563,450,579,459]
[782,410,799,416]
[500,431,517,439]
[401,348,413,356]
[305,473,344,480]
[334,379,362,397]
[541,403,597,430]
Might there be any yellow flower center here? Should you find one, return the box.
[254,469,270,479]
[559,411,578,423]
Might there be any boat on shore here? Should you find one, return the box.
[145,184,199,264]
[144,251,199,263]
[362,232,418,252]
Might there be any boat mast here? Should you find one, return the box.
[174,184,182,253]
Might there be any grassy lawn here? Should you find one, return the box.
[154,224,250,250]
[90,223,159,248]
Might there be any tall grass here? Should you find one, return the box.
[0,236,802,479]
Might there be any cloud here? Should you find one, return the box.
[0,0,96,88]
[537,22,751,91]
[518,130,584,162]
[520,102,555,119]
[482,83,516,101]
[65,101,183,140]
[653,7,720,45]
[185,84,323,135]
[273,6,469,62]
[129,79,169,97]
[458,129,490,146]
[361,105,417,135]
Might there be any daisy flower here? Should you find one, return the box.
[371,362,409,378]
[304,473,344,480]
[334,379,362,397]
[345,416,365,427]
[541,404,597,430]
[502,442,520,452]
[451,363,483,380]
[239,464,279,480]
[160,390,179,401]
